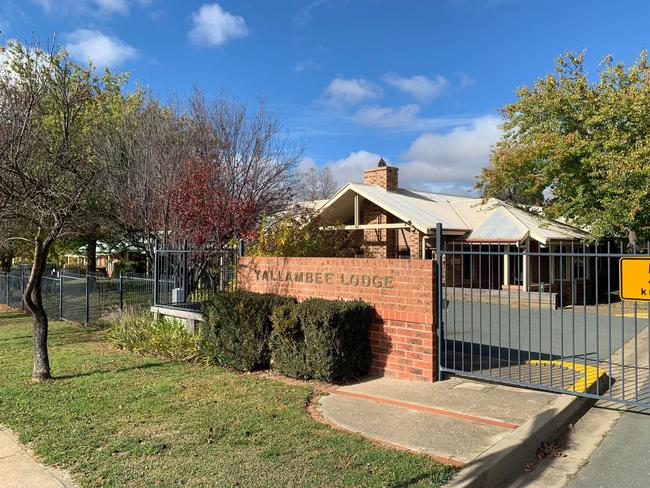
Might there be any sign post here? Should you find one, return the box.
[619,257,650,301]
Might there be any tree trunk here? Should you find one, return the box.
[86,235,97,273]
[24,238,52,382]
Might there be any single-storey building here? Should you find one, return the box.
[315,160,604,306]
[64,241,146,276]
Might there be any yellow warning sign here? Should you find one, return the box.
[619,257,650,301]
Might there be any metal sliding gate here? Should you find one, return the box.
[436,225,650,409]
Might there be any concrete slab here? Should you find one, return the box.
[318,393,510,464]
[317,376,588,488]
[333,376,557,425]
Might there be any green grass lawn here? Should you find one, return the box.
[0,311,454,487]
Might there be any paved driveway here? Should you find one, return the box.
[443,298,649,363]
[441,298,650,405]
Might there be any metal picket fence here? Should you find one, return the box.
[0,269,154,324]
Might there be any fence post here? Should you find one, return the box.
[435,223,443,382]
[85,274,90,324]
[182,240,188,303]
[120,270,124,312]
[153,240,159,306]
[119,272,124,311]
[238,239,245,257]
[20,272,25,310]
[219,255,225,291]
[59,271,64,320]
[5,273,9,306]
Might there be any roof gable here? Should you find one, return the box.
[316,183,587,243]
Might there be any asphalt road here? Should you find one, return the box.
[442,298,649,363]
[567,407,650,488]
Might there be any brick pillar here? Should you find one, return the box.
[363,165,399,191]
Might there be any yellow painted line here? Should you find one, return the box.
[622,313,648,319]
[529,359,605,393]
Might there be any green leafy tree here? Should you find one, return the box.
[478,50,650,246]
[0,40,131,380]
[251,207,357,257]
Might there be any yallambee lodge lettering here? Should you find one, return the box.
[253,269,394,289]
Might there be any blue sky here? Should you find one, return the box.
[2,0,649,194]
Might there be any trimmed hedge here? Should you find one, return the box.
[201,291,296,371]
[270,303,307,378]
[271,298,375,382]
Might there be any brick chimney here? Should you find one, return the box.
[363,158,399,191]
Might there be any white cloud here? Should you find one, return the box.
[321,150,384,187]
[32,0,131,15]
[458,72,476,89]
[95,0,129,14]
[188,3,248,47]
[323,77,382,107]
[294,59,321,72]
[312,115,501,194]
[399,115,501,191]
[383,73,449,101]
[294,0,328,26]
[65,29,137,66]
[352,104,421,128]
[31,0,52,11]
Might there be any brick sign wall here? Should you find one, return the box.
[237,256,437,382]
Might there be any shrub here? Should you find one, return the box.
[200,291,296,371]
[270,303,307,378]
[271,298,374,382]
[107,311,202,362]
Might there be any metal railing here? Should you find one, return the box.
[0,269,154,324]
[153,245,239,311]
[436,224,650,409]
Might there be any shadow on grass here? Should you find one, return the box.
[390,471,452,488]
[53,361,168,380]
[0,313,29,320]
[0,327,99,343]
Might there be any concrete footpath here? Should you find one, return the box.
[0,426,77,488]
[317,376,585,486]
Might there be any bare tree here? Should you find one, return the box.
[105,90,302,253]
[298,165,338,201]
[100,97,190,269]
[180,90,302,246]
[0,40,130,380]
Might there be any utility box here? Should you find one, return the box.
[171,288,184,304]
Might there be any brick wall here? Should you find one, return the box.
[237,256,437,382]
